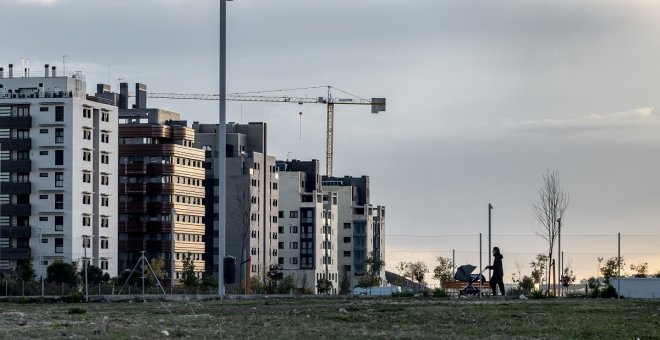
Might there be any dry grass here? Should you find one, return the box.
[0,296,657,339]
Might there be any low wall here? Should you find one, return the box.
[610,278,660,298]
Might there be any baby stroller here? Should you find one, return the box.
[454,264,486,296]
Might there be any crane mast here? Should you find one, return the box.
[136,87,386,176]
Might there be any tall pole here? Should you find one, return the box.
[218,0,228,297]
[617,233,621,299]
[557,218,561,297]
[83,236,88,302]
[38,226,43,298]
[488,203,492,275]
[479,233,482,299]
[171,207,175,294]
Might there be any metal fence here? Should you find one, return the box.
[385,234,660,290]
[0,280,219,298]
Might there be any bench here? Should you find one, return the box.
[441,280,491,296]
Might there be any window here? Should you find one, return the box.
[101,239,109,249]
[55,194,63,209]
[278,242,284,249]
[55,106,64,121]
[82,237,91,248]
[40,107,48,112]
[344,251,351,257]
[82,194,91,205]
[55,238,63,253]
[82,216,91,226]
[40,128,48,134]
[83,129,91,140]
[101,260,108,270]
[16,173,28,182]
[343,237,351,243]
[55,150,63,165]
[55,172,63,187]
[16,129,29,138]
[82,173,91,183]
[278,211,284,218]
[290,211,298,218]
[101,111,109,122]
[40,150,48,156]
[101,218,109,228]
[278,226,283,233]
[83,151,91,162]
[40,173,48,178]
[83,109,91,118]
[344,223,351,230]
[55,128,64,143]
[39,216,48,221]
[101,196,109,207]
[290,225,298,233]
[272,183,278,190]
[291,257,298,265]
[290,242,298,249]
[101,154,109,164]
[278,257,284,265]
[55,216,63,231]
[101,175,109,185]
[101,133,109,143]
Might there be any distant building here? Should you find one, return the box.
[192,122,278,290]
[116,84,206,282]
[277,160,339,294]
[0,63,118,276]
[322,175,386,288]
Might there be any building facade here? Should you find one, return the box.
[0,63,118,277]
[322,175,386,288]
[277,160,339,294]
[117,84,206,283]
[192,122,278,291]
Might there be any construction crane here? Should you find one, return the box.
[141,86,386,177]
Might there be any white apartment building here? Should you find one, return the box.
[322,175,386,288]
[278,160,339,294]
[0,63,118,277]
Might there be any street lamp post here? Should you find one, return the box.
[557,218,561,297]
[37,225,44,297]
[488,203,493,274]
[83,236,89,302]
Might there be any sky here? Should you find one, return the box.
[2,0,659,276]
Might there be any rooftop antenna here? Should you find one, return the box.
[21,58,30,77]
[286,152,292,161]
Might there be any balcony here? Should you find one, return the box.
[0,160,31,173]
[0,226,31,238]
[0,203,31,216]
[0,116,31,129]
[0,138,31,150]
[0,248,30,260]
[0,182,31,194]
[118,220,146,233]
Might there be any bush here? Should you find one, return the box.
[529,290,548,299]
[67,307,86,315]
[432,288,447,297]
[566,291,587,298]
[392,291,414,298]
[67,291,83,303]
[599,285,618,299]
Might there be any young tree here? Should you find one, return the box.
[145,257,165,287]
[339,271,351,295]
[529,254,548,290]
[181,254,199,288]
[630,261,648,278]
[561,267,576,288]
[601,256,624,284]
[533,170,568,293]
[20,257,36,282]
[407,261,429,291]
[316,278,333,295]
[432,256,453,283]
[231,176,254,292]
[79,264,107,285]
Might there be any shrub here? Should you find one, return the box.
[68,291,83,303]
[67,307,86,315]
[432,288,447,297]
[566,291,587,298]
[392,291,414,298]
[599,285,618,299]
[529,290,548,299]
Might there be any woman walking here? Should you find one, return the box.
[486,247,505,296]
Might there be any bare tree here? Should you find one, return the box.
[231,175,254,293]
[533,170,568,294]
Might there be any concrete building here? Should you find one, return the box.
[277,160,339,294]
[322,175,386,288]
[0,63,118,277]
[116,84,206,283]
[192,122,278,291]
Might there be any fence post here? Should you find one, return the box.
[452,249,455,277]
[617,233,621,299]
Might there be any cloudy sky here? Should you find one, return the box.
[3,0,659,272]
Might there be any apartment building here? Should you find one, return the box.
[0,63,118,277]
[192,122,278,290]
[322,175,386,288]
[277,160,339,294]
[116,84,206,282]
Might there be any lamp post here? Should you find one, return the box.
[218,0,233,298]
[488,203,493,275]
[83,236,89,302]
[37,225,44,298]
[557,218,561,297]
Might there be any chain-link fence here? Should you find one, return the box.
[386,234,660,291]
[0,280,220,298]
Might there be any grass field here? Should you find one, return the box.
[0,296,657,339]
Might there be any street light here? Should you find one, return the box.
[37,225,44,298]
[557,217,561,297]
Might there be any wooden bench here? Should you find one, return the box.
[441,280,491,296]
